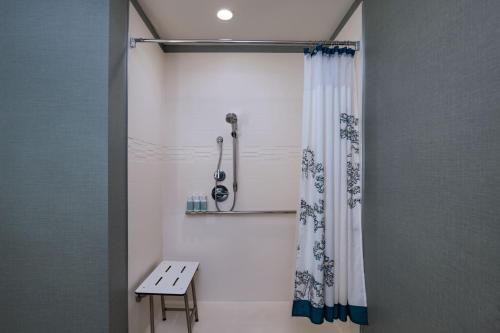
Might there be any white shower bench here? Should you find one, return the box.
[135,260,199,333]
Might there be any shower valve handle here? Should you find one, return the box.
[214,169,226,181]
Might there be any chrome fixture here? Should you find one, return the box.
[130,38,361,51]
[225,113,238,195]
[212,114,239,211]
[214,170,226,182]
[213,136,226,181]
[225,113,238,138]
[186,210,297,215]
[211,185,229,202]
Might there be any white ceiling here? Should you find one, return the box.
[139,0,355,40]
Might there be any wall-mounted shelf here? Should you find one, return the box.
[185,210,296,215]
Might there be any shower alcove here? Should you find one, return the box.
[127,1,363,332]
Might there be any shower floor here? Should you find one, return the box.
[150,301,359,333]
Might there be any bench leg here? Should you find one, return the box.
[161,295,166,321]
[149,296,155,333]
[184,294,192,333]
[191,281,199,322]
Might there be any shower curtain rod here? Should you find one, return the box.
[129,38,360,50]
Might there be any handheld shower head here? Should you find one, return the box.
[225,113,237,124]
[225,113,238,137]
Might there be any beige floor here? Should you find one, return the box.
[151,301,359,333]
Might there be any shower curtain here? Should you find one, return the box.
[292,46,367,325]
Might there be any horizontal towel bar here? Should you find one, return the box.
[185,210,296,215]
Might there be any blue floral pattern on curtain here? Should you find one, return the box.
[292,46,368,325]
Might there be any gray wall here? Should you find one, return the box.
[362,1,500,332]
[0,1,128,332]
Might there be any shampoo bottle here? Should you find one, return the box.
[186,195,194,211]
[193,194,201,211]
[200,195,208,211]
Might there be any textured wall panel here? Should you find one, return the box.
[108,0,129,331]
[0,1,128,332]
[363,0,500,332]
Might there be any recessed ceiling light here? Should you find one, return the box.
[217,9,233,21]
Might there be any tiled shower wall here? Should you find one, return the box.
[128,6,165,333]
[160,53,304,301]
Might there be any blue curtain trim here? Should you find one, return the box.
[292,300,368,325]
[304,44,355,57]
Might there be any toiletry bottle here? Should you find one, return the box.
[193,193,201,211]
[200,195,208,211]
[186,195,194,211]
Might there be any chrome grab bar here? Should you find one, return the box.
[186,210,296,215]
